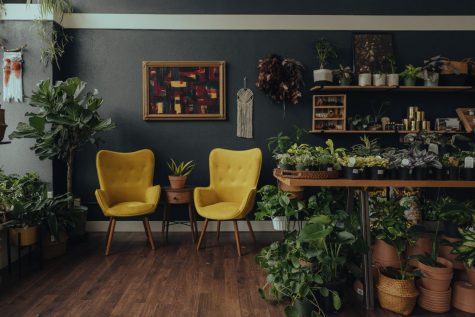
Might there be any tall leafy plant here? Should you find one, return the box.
[10,77,115,197]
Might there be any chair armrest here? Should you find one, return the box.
[145,185,161,206]
[95,189,111,212]
[239,188,257,215]
[194,187,218,208]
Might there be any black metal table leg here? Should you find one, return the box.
[17,232,21,278]
[359,189,374,310]
[7,230,11,274]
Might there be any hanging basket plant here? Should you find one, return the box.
[256,54,305,105]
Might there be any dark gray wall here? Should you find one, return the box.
[68,0,475,15]
[58,28,475,220]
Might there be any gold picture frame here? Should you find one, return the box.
[143,61,226,120]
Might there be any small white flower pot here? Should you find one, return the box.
[358,73,372,86]
[313,69,333,84]
[271,216,288,231]
[387,74,399,86]
[373,73,387,86]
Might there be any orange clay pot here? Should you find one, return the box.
[372,239,401,269]
[407,235,433,267]
[439,235,465,270]
[418,257,453,292]
[452,281,475,313]
[466,265,475,286]
[417,280,452,313]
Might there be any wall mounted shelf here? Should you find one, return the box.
[309,130,467,134]
[310,85,473,92]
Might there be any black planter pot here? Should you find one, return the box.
[444,221,462,238]
[343,166,359,179]
[370,166,386,180]
[413,167,428,180]
[462,167,475,181]
[389,168,398,179]
[360,167,370,179]
[295,299,315,317]
[398,167,412,180]
[430,167,445,180]
[447,166,460,180]
[316,279,346,314]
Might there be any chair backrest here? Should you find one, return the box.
[96,149,155,205]
[209,148,262,203]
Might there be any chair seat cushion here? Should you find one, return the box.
[196,202,241,220]
[106,201,155,217]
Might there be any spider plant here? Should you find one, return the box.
[167,159,195,177]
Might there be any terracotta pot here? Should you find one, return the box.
[452,281,475,313]
[372,239,401,268]
[9,226,38,247]
[417,280,451,313]
[418,257,453,291]
[407,235,433,267]
[42,231,68,260]
[439,235,465,270]
[466,265,475,285]
[168,175,187,189]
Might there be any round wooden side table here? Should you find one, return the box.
[162,186,197,243]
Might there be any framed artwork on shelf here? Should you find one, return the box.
[143,61,226,120]
[353,33,393,74]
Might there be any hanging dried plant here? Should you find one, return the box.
[256,54,304,105]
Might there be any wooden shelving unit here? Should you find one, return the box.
[309,130,467,134]
[312,94,346,132]
[310,85,473,92]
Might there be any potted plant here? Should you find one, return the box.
[338,156,362,179]
[314,38,337,84]
[0,104,6,142]
[255,185,305,231]
[9,78,115,237]
[167,159,195,189]
[437,198,473,238]
[275,153,295,170]
[358,65,372,86]
[400,64,422,86]
[364,156,389,180]
[386,55,399,86]
[452,227,475,285]
[442,153,462,180]
[459,150,475,180]
[372,61,387,87]
[410,147,442,180]
[419,197,441,232]
[0,172,47,247]
[313,139,345,172]
[423,55,446,87]
[333,64,352,86]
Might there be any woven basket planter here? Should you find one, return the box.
[376,272,419,316]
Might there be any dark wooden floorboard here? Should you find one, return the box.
[0,231,473,317]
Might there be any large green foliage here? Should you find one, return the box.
[452,227,475,268]
[255,185,306,220]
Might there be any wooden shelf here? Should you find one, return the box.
[314,117,345,121]
[310,85,473,92]
[309,130,467,134]
[315,106,345,109]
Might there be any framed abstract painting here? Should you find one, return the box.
[353,33,394,74]
[143,61,226,120]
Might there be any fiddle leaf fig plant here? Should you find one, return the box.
[10,77,115,197]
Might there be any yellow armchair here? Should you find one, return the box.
[195,148,262,256]
[95,149,160,255]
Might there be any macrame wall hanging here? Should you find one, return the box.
[237,77,254,139]
[2,46,25,103]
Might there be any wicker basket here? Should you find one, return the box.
[376,272,419,316]
[274,168,339,179]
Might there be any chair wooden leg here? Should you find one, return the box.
[233,220,242,257]
[216,220,221,242]
[196,218,209,251]
[105,217,116,256]
[143,216,156,250]
[246,220,256,245]
[188,204,196,242]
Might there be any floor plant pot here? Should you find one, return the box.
[417,280,451,313]
[466,265,475,285]
[295,299,314,317]
[343,166,359,179]
[447,166,460,180]
[413,167,428,180]
[313,69,333,84]
[398,167,412,180]
[9,226,38,247]
[370,166,386,180]
[372,239,401,268]
[387,74,399,86]
[68,206,88,241]
[376,272,419,316]
[418,257,453,292]
[168,175,187,189]
[42,231,68,260]
[271,216,287,231]
[462,167,474,180]
[358,73,372,86]
[452,281,475,313]
[407,235,433,267]
[372,74,387,86]
[439,234,465,270]
[403,78,416,86]
[316,278,346,314]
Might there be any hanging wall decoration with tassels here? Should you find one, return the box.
[237,77,254,139]
[3,49,24,103]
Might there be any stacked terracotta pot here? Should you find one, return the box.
[452,281,475,313]
[417,257,453,313]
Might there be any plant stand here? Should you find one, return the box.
[6,227,43,278]
[162,186,197,243]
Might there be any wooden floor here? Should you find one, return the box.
[0,231,472,317]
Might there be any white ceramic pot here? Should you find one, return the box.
[358,73,372,86]
[387,74,399,86]
[272,216,288,231]
[313,69,333,84]
[373,73,387,86]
